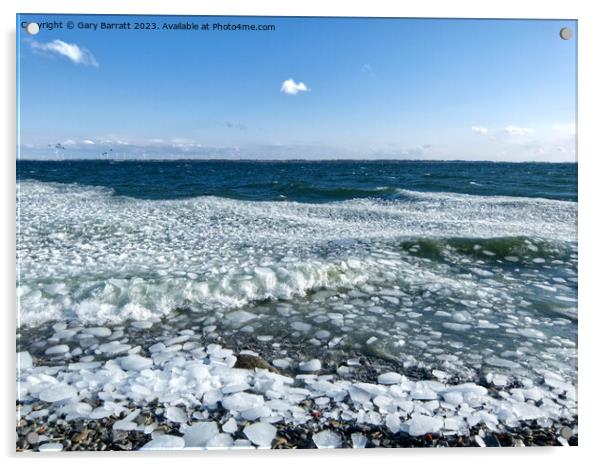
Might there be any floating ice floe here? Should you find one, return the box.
[299,359,322,372]
[407,414,444,436]
[166,406,187,423]
[119,354,153,371]
[243,422,277,447]
[38,442,64,452]
[18,351,33,370]
[183,422,219,447]
[141,435,186,450]
[377,372,403,385]
[38,384,78,403]
[313,430,342,448]
[350,432,367,448]
[45,345,69,356]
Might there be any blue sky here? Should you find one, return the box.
[17,15,577,161]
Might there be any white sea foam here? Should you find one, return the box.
[17,181,577,327]
[16,180,578,412]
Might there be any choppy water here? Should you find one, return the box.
[16,160,577,383]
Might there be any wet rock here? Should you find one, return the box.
[234,354,280,373]
[71,429,89,444]
[484,433,501,447]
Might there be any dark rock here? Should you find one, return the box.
[234,354,280,373]
[512,438,526,447]
[72,429,89,444]
[484,433,501,447]
[16,438,29,451]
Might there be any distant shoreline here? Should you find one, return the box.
[16,158,578,164]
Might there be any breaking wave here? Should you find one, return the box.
[16,181,577,327]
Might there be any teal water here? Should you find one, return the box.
[17,160,577,202]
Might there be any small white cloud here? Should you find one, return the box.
[30,39,99,67]
[553,123,576,136]
[82,139,95,145]
[471,126,488,134]
[504,125,534,136]
[281,78,309,95]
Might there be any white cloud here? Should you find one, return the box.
[280,78,309,95]
[30,39,99,67]
[504,125,534,136]
[471,126,488,134]
[82,139,95,145]
[553,123,576,136]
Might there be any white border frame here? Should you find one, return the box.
[3,1,600,465]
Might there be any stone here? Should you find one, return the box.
[26,432,39,445]
[234,354,279,373]
[560,426,573,440]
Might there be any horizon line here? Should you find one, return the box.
[16,157,578,164]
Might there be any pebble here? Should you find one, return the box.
[560,426,573,440]
[26,432,39,444]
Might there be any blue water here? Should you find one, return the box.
[16,160,577,202]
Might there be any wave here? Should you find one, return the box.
[397,236,574,263]
[16,180,577,326]
[270,183,398,201]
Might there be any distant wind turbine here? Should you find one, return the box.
[49,143,66,160]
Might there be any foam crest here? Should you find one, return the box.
[17,181,577,327]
